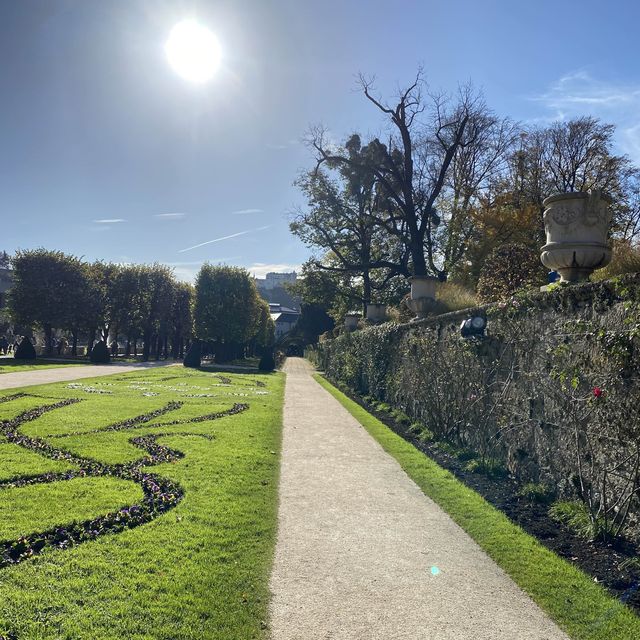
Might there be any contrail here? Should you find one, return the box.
[178,225,271,253]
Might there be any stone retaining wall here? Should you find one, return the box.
[314,275,640,538]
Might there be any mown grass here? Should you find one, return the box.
[0,359,85,374]
[0,441,75,481]
[314,373,640,640]
[0,367,284,640]
[1,477,144,541]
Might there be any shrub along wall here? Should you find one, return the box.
[314,274,640,541]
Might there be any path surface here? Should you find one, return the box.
[269,358,569,640]
[0,361,175,391]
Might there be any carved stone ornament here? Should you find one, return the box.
[540,190,612,282]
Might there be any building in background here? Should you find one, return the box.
[269,303,301,340]
[254,271,300,313]
[254,271,297,291]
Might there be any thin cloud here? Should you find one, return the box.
[166,257,241,267]
[93,218,126,224]
[266,139,300,150]
[530,71,640,163]
[178,226,271,253]
[232,208,263,215]
[155,212,186,219]
[532,71,640,112]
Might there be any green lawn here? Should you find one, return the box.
[0,367,284,640]
[0,359,86,374]
[315,373,640,640]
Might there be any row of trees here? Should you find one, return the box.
[8,249,193,360]
[290,71,640,317]
[5,250,275,362]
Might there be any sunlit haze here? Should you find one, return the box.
[165,19,221,84]
[1,0,640,281]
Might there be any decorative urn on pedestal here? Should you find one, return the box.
[540,190,612,282]
[406,275,438,320]
[366,303,387,323]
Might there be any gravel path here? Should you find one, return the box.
[269,358,569,640]
[0,361,176,391]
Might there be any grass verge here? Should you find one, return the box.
[314,373,640,640]
[0,359,86,374]
[0,367,284,639]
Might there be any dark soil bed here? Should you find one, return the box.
[332,379,640,614]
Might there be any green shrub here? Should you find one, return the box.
[390,408,412,426]
[518,482,553,504]
[14,337,36,360]
[89,341,110,364]
[464,457,507,478]
[183,342,201,368]
[455,447,477,462]
[476,243,547,303]
[549,500,617,542]
[258,351,275,372]
[436,441,458,456]
[417,428,434,443]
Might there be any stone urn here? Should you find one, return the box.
[366,303,387,323]
[406,275,438,320]
[540,191,612,282]
[344,313,360,332]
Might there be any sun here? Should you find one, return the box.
[165,19,221,83]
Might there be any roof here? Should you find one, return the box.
[271,311,300,323]
[269,303,300,314]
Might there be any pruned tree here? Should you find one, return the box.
[135,264,176,361]
[8,249,89,354]
[170,281,194,359]
[194,265,261,362]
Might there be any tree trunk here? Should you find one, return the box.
[142,330,151,361]
[87,328,96,356]
[410,238,427,277]
[363,270,372,316]
[125,337,131,357]
[71,330,78,357]
[171,331,180,359]
[43,324,53,355]
[133,338,138,357]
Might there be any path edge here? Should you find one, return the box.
[313,372,640,640]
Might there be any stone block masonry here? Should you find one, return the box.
[315,274,640,541]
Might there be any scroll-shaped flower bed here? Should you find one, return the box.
[0,395,249,567]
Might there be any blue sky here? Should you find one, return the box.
[2,0,640,281]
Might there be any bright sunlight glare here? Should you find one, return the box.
[165,20,221,83]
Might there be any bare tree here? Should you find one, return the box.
[543,117,628,193]
[308,71,514,279]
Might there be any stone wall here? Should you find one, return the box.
[314,275,640,537]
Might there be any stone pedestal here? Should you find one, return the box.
[344,314,360,332]
[366,303,387,323]
[406,275,438,320]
